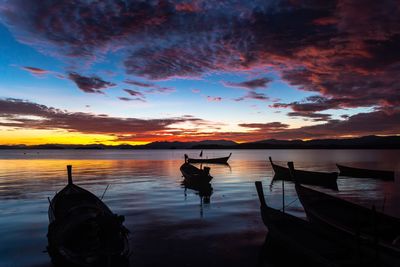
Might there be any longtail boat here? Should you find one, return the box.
[47,165,129,267]
[295,182,400,267]
[337,164,395,180]
[180,162,213,183]
[185,153,231,164]
[255,181,374,267]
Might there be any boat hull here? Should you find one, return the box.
[187,153,231,164]
[48,183,129,267]
[255,182,369,267]
[296,183,400,267]
[337,164,394,180]
[180,163,213,183]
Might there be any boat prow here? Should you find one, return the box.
[269,157,338,190]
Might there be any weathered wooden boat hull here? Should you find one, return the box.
[269,157,338,190]
[187,153,231,164]
[180,163,213,183]
[337,164,395,180]
[47,166,129,267]
[296,183,400,267]
[255,181,370,267]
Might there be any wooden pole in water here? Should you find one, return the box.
[67,165,73,185]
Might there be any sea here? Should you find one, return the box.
[0,149,399,267]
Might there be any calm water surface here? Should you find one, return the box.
[0,149,399,267]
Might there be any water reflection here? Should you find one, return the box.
[0,149,399,267]
[182,178,213,218]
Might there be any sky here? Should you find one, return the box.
[0,0,399,145]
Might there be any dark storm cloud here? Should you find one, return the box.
[68,72,116,94]
[223,78,272,89]
[1,0,399,133]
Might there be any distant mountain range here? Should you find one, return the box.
[1,135,400,149]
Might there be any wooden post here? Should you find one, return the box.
[282,178,285,213]
[67,165,73,185]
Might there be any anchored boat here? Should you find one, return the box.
[47,165,129,267]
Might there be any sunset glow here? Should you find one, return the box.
[0,1,399,145]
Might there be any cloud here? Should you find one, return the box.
[287,111,332,122]
[20,66,49,76]
[124,79,154,88]
[124,79,175,95]
[207,96,222,102]
[268,108,400,140]
[1,98,399,142]
[223,77,272,89]
[123,89,145,98]
[145,87,176,94]
[239,122,289,131]
[118,97,146,102]
[0,98,213,141]
[234,91,270,102]
[1,0,399,127]
[68,72,116,94]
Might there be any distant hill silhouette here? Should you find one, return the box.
[1,136,399,149]
[140,140,237,149]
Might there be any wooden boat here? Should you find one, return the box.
[185,153,231,164]
[295,182,400,267]
[180,162,213,183]
[337,164,395,180]
[255,181,372,267]
[269,157,338,190]
[47,165,129,267]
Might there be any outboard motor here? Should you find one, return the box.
[203,167,210,175]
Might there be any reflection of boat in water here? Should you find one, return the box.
[182,178,213,204]
[180,162,213,183]
[295,182,400,267]
[269,157,338,190]
[47,165,129,267]
[255,181,376,267]
[185,153,231,164]
[336,164,395,180]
